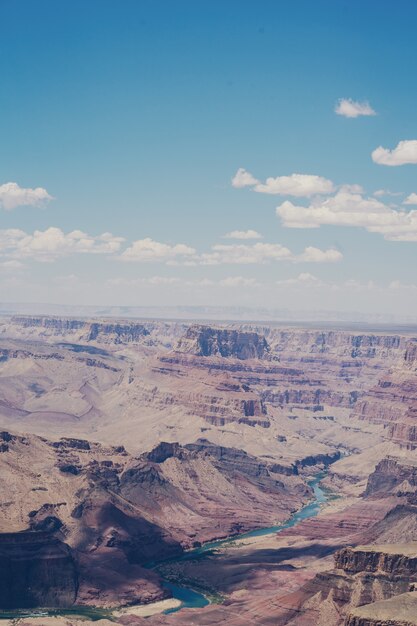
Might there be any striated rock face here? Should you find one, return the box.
[405,340,417,369]
[176,325,271,360]
[353,339,417,449]
[335,545,417,576]
[11,316,86,332]
[8,316,150,345]
[86,322,150,343]
[158,438,272,479]
[365,457,417,499]
[242,326,408,359]
[1,317,412,444]
[0,532,77,609]
[148,352,271,428]
[283,544,417,625]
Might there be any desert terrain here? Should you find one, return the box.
[0,315,416,625]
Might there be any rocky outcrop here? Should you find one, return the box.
[0,531,77,609]
[281,544,417,625]
[296,451,341,469]
[142,438,307,506]
[365,457,417,499]
[176,325,271,360]
[245,327,408,359]
[11,316,86,332]
[86,322,149,343]
[405,340,417,369]
[335,545,417,576]
[185,438,272,478]
[346,591,417,626]
[0,429,26,452]
[8,316,150,345]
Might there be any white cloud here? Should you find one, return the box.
[0,260,24,270]
[107,275,260,290]
[108,276,181,287]
[0,227,124,261]
[147,276,181,285]
[343,279,377,290]
[231,169,334,197]
[298,246,342,263]
[223,229,262,240]
[404,193,417,205]
[197,242,342,265]
[218,276,259,287]
[276,190,417,241]
[335,98,376,118]
[0,182,53,210]
[372,140,417,166]
[231,168,259,188]
[119,238,196,262]
[373,189,403,198]
[389,280,417,291]
[199,242,292,265]
[277,272,323,286]
[339,184,364,194]
[254,173,334,197]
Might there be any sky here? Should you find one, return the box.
[1,0,417,319]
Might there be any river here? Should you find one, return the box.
[160,470,328,614]
[0,472,328,621]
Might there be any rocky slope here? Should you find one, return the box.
[0,317,415,623]
[346,591,417,625]
[0,430,308,609]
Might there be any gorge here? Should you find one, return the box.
[0,316,416,625]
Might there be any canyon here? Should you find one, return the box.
[0,315,416,625]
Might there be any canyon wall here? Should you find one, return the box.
[0,532,77,609]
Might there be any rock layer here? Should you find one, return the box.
[0,532,77,609]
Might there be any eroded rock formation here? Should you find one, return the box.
[175,325,271,360]
[0,430,309,609]
[0,532,77,609]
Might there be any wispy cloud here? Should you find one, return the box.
[198,242,342,265]
[222,229,263,240]
[199,242,292,265]
[372,140,417,166]
[335,98,376,118]
[107,275,260,289]
[231,168,259,188]
[403,193,417,205]
[0,182,53,210]
[373,189,403,198]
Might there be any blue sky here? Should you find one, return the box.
[1,0,417,317]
